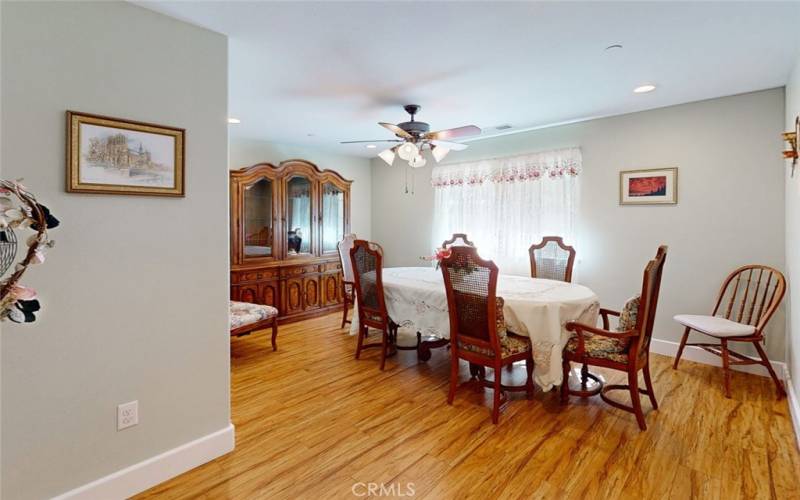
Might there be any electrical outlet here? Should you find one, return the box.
[117,401,138,431]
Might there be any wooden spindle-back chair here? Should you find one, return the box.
[529,236,576,282]
[673,265,786,399]
[337,233,357,328]
[440,246,534,424]
[563,246,667,430]
[441,233,475,249]
[349,240,396,370]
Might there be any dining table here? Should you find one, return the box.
[349,266,600,390]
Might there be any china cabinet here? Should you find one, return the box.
[230,159,351,323]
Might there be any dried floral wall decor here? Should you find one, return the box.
[0,180,59,323]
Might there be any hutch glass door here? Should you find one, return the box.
[286,175,313,255]
[243,177,274,259]
[321,182,345,254]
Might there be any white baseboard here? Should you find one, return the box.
[787,373,800,451]
[54,423,234,500]
[650,338,786,379]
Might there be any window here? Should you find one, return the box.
[431,147,581,275]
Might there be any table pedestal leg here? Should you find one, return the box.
[567,364,604,397]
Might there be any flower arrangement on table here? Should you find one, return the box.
[420,247,452,270]
[0,180,59,323]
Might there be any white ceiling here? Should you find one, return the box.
[138,1,800,158]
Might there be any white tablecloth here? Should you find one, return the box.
[350,267,599,390]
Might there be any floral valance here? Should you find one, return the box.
[430,147,582,188]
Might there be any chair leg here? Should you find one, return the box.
[642,358,658,409]
[628,370,647,431]
[447,354,459,405]
[525,356,534,400]
[721,339,732,399]
[560,359,570,405]
[753,340,786,399]
[355,324,366,359]
[379,326,389,371]
[340,295,349,329]
[673,326,691,369]
[271,319,278,351]
[492,364,502,424]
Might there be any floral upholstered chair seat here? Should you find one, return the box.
[458,297,532,358]
[564,294,640,363]
[565,334,628,363]
[230,300,278,330]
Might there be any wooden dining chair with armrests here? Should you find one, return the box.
[529,236,576,282]
[673,265,786,399]
[562,246,667,430]
[349,240,397,370]
[440,246,535,424]
[337,233,357,329]
[442,233,475,249]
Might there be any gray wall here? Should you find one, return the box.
[371,89,786,360]
[785,57,800,393]
[230,138,372,240]
[0,2,229,498]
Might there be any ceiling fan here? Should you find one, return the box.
[341,105,481,167]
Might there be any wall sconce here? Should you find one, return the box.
[785,116,799,177]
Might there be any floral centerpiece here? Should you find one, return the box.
[420,247,452,270]
[0,180,59,323]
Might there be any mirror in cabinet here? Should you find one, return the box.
[286,175,313,255]
[321,182,345,254]
[243,178,274,258]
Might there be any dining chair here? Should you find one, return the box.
[562,246,667,430]
[440,245,534,424]
[441,233,475,249]
[349,239,397,370]
[337,233,357,329]
[673,265,786,399]
[529,236,576,282]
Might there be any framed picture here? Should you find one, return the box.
[619,167,678,205]
[66,111,184,196]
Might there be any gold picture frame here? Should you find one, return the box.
[619,167,678,205]
[66,111,185,196]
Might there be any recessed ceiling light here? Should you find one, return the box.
[227,118,241,124]
[605,44,623,51]
[365,144,377,149]
[634,84,656,94]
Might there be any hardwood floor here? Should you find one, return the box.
[138,312,800,499]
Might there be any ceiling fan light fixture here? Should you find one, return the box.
[409,154,427,168]
[431,145,450,163]
[397,142,418,161]
[378,147,396,166]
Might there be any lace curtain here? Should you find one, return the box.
[431,147,581,275]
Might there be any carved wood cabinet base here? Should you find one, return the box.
[230,160,351,324]
[231,259,344,324]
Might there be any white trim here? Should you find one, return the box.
[54,423,234,500]
[650,338,786,379]
[787,372,800,451]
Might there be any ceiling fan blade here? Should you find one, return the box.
[340,140,403,144]
[425,125,481,141]
[430,139,468,151]
[379,122,413,140]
